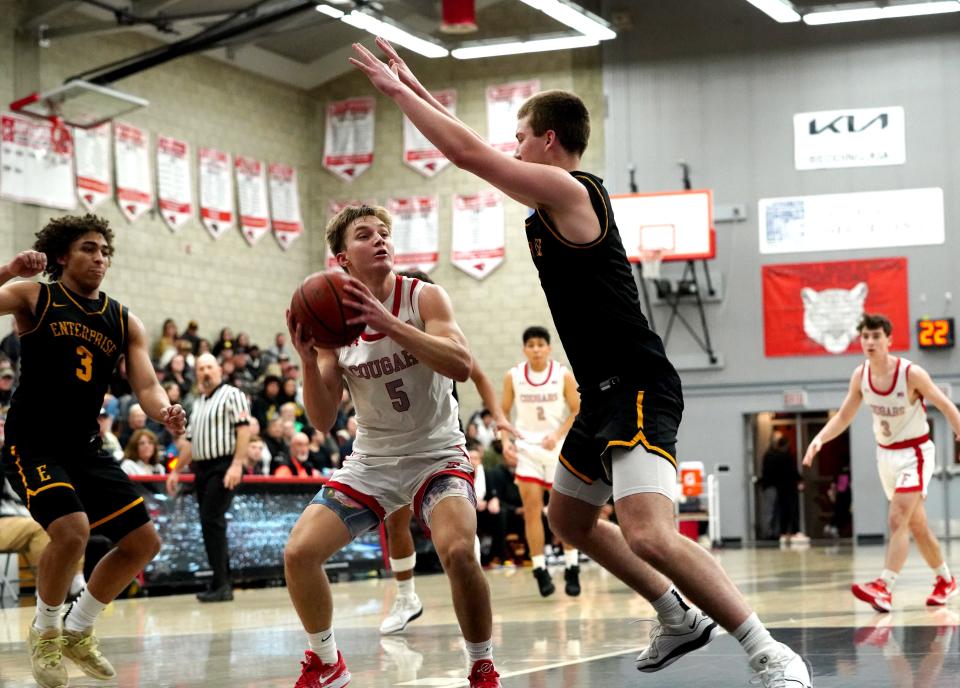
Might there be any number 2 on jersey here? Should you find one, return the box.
[75,345,93,382]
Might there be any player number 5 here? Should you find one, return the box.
[386,379,410,412]
[76,345,93,382]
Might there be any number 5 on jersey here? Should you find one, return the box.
[386,379,410,412]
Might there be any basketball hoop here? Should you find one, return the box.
[639,249,664,281]
[49,116,72,156]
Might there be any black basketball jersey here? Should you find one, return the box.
[523,171,680,392]
[5,281,127,450]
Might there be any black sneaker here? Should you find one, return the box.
[533,567,555,597]
[197,585,234,603]
[564,565,581,597]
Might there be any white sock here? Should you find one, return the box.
[651,586,688,625]
[64,588,108,633]
[734,613,778,660]
[474,535,482,563]
[308,628,338,664]
[880,569,899,589]
[531,554,546,570]
[397,578,415,597]
[69,573,86,597]
[34,598,63,632]
[564,549,579,568]
[464,638,493,663]
[934,563,951,580]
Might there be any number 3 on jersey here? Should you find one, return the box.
[75,345,93,382]
[386,379,410,412]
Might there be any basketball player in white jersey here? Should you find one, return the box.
[803,313,959,612]
[502,326,581,597]
[284,205,501,688]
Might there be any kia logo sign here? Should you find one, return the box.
[794,106,904,170]
[808,113,888,135]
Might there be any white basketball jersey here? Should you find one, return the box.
[860,357,928,445]
[510,360,568,445]
[337,275,464,456]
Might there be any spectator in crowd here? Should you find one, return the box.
[246,344,264,379]
[279,401,309,434]
[119,404,148,448]
[265,332,288,364]
[212,328,234,358]
[482,441,525,565]
[197,339,212,356]
[243,436,269,475]
[229,350,257,395]
[235,332,252,352]
[98,407,123,461]
[1,478,86,599]
[252,375,283,428]
[166,353,251,603]
[0,363,15,415]
[761,434,806,545]
[164,352,194,399]
[109,354,133,399]
[333,389,354,434]
[180,320,201,354]
[307,429,338,473]
[337,416,357,456]
[280,373,301,403]
[469,409,497,449]
[273,432,321,478]
[0,320,19,375]
[152,318,179,365]
[263,417,288,467]
[120,429,166,476]
[175,337,196,369]
[281,419,298,448]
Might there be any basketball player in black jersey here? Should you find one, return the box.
[353,39,812,687]
[0,214,185,688]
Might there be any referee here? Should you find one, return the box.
[166,353,251,602]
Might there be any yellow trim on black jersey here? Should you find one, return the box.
[27,482,75,499]
[19,283,51,337]
[532,174,609,250]
[118,302,126,350]
[57,281,108,316]
[559,453,593,484]
[89,497,144,529]
[604,391,677,467]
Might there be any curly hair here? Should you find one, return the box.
[33,214,114,281]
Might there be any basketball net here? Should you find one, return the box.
[48,116,72,156]
[639,249,664,281]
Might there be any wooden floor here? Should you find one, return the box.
[0,543,957,687]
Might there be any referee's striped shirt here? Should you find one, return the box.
[187,383,250,460]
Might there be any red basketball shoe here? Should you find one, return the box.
[294,650,350,688]
[851,579,892,612]
[468,659,501,687]
[926,575,958,606]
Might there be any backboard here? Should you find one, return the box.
[610,189,715,263]
[10,80,148,129]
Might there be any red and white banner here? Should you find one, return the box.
[486,80,539,154]
[387,196,440,273]
[323,97,375,182]
[235,156,269,246]
[326,199,377,269]
[0,112,75,210]
[74,123,111,211]
[762,258,909,357]
[198,147,234,239]
[269,163,303,250]
[156,135,192,231]
[403,90,456,177]
[452,191,505,280]
[114,122,151,222]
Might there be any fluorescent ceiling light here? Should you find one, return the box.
[742,0,802,22]
[803,1,960,25]
[452,35,599,59]
[316,7,449,58]
[517,0,616,40]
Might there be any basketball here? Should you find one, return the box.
[290,271,365,348]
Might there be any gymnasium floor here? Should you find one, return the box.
[0,544,957,687]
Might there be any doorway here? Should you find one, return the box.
[748,411,852,542]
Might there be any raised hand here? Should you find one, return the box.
[6,250,46,278]
[349,42,404,97]
[161,404,187,436]
[375,37,424,93]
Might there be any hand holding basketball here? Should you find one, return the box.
[289,271,366,349]
[341,278,396,335]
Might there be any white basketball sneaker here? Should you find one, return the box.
[379,593,423,635]
[635,606,719,672]
[749,643,813,687]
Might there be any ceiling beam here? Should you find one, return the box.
[19,0,84,30]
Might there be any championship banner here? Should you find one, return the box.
[0,112,75,210]
[156,135,192,231]
[762,258,909,357]
[198,147,234,239]
[486,80,539,154]
[323,97,375,182]
[326,199,376,269]
[236,156,269,246]
[113,122,151,222]
[387,196,440,273]
[403,90,456,177]
[451,191,505,280]
[269,163,303,250]
[74,123,111,211]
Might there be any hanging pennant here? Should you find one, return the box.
[323,97,375,182]
[403,90,456,177]
[198,147,234,239]
[269,162,303,250]
[0,112,75,210]
[156,135,192,231]
[236,155,269,246]
[387,196,440,273]
[486,80,540,155]
[451,191,505,280]
[114,122,152,222]
[74,123,111,211]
